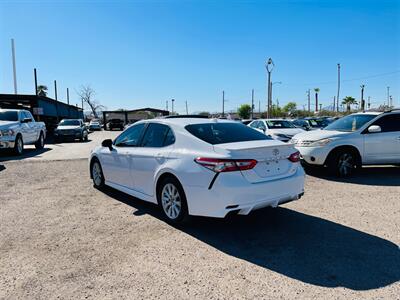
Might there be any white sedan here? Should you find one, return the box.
[248,119,305,142]
[89,117,305,223]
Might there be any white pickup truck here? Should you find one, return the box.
[0,109,46,155]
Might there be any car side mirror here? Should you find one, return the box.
[368,125,381,133]
[102,139,113,150]
[21,118,31,123]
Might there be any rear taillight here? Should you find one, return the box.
[288,151,300,163]
[194,157,257,173]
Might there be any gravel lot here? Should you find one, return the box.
[0,132,399,299]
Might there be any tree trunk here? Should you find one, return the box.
[315,93,319,111]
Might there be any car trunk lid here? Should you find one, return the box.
[213,140,298,183]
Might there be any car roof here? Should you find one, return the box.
[0,108,25,112]
[136,117,237,128]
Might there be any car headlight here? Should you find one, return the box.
[307,138,332,147]
[0,129,15,136]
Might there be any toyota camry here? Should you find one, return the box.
[89,117,305,223]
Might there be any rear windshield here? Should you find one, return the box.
[59,120,80,126]
[0,111,18,121]
[266,120,295,129]
[185,122,272,145]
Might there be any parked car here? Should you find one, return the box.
[248,119,305,142]
[54,119,89,142]
[291,110,400,176]
[0,109,46,155]
[292,117,331,131]
[241,119,253,125]
[107,119,124,130]
[89,120,102,131]
[89,118,305,223]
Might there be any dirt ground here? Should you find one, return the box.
[0,156,399,299]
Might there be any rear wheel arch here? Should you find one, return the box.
[156,172,182,196]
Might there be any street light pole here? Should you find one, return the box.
[171,99,175,115]
[265,58,274,118]
[387,86,390,107]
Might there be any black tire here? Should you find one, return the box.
[91,158,105,189]
[157,176,189,224]
[13,135,24,156]
[35,132,45,150]
[327,149,359,177]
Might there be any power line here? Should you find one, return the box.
[286,70,400,87]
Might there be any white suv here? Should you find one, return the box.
[291,110,400,176]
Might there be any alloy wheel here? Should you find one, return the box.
[17,137,23,154]
[161,183,182,220]
[92,162,103,187]
[338,153,354,176]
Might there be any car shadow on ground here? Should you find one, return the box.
[100,185,400,291]
[305,165,400,186]
[0,148,51,162]
[0,164,5,172]
[45,136,92,145]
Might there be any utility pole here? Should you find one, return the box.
[360,84,365,111]
[389,96,393,108]
[34,68,38,95]
[387,86,390,107]
[319,103,322,111]
[67,88,70,104]
[337,63,340,112]
[222,91,225,117]
[166,100,168,112]
[11,39,18,94]
[333,96,336,112]
[185,101,188,115]
[258,100,261,114]
[171,99,175,115]
[251,89,254,119]
[368,96,371,109]
[307,89,311,112]
[54,80,58,101]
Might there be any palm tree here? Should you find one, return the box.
[314,88,320,111]
[342,96,357,113]
[37,85,48,97]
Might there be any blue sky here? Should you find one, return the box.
[1,0,399,114]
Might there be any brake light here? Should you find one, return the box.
[194,157,257,173]
[288,151,300,163]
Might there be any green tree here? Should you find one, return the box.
[198,111,210,117]
[342,96,357,112]
[282,102,297,114]
[237,104,251,119]
[37,85,48,97]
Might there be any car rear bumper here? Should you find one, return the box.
[184,166,305,218]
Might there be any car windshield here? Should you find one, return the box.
[266,120,295,129]
[185,122,272,145]
[0,111,18,121]
[324,114,376,132]
[59,120,80,126]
